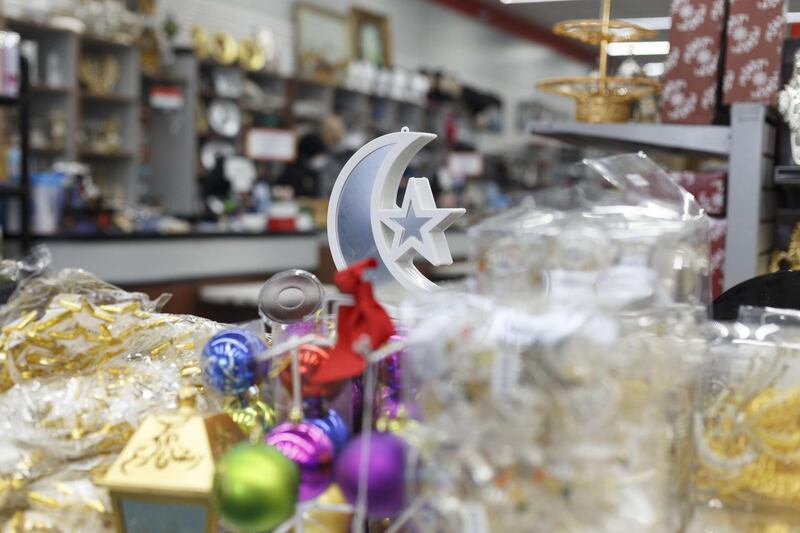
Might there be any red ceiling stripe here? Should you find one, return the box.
[427,0,595,64]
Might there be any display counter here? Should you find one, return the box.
[12,231,471,318]
[23,231,321,285]
[22,230,471,285]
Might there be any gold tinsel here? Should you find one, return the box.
[695,384,800,507]
[0,268,223,532]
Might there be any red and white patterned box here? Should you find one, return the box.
[661,0,727,124]
[723,0,786,104]
[710,217,727,299]
[669,171,727,216]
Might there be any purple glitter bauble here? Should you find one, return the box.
[378,335,406,389]
[266,422,335,501]
[374,386,422,422]
[334,432,407,519]
[283,319,316,338]
[351,377,364,433]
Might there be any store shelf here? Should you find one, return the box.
[80,34,133,49]
[142,73,187,85]
[3,17,72,35]
[79,149,134,159]
[30,83,74,94]
[200,89,241,101]
[0,94,21,106]
[31,145,66,155]
[529,121,731,157]
[775,165,800,186]
[0,184,26,197]
[80,91,134,103]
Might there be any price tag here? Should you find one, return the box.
[245,128,296,162]
[460,502,489,533]
[448,151,484,178]
[490,349,520,399]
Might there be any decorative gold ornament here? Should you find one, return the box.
[192,26,209,61]
[101,388,245,533]
[291,483,351,533]
[223,388,276,442]
[537,0,661,123]
[238,38,267,72]
[770,224,800,273]
[138,27,160,76]
[210,32,238,65]
[79,54,120,95]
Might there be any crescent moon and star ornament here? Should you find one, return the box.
[327,128,465,295]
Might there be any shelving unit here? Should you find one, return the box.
[3,17,78,171]
[0,57,31,251]
[529,121,731,157]
[530,103,777,291]
[77,35,140,206]
[1,17,474,224]
[2,17,141,207]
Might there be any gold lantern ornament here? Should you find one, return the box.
[537,0,661,123]
[100,388,245,533]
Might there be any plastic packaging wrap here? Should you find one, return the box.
[402,292,705,533]
[688,307,800,531]
[0,253,224,531]
[470,153,710,312]
[400,153,710,532]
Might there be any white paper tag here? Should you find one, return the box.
[487,308,587,347]
[460,502,490,533]
[490,348,520,398]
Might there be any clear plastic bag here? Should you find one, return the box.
[470,153,710,313]
[691,307,800,517]
[0,258,224,531]
[402,292,705,533]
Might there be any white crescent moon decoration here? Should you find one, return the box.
[327,128,466,294]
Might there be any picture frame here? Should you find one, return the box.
[351,7,392,69]
[294,3,352,83]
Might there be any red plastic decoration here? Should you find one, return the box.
[311,258,394,384]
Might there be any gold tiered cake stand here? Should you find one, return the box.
[537,0,661,123]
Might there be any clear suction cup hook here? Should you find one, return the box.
[258,269,325,325]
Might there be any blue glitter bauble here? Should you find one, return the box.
[309,409,350,452]
[201,329,265,395]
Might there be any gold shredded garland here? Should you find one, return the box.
[0,274,222,532]
[696,385,800,506]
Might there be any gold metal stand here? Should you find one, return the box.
[537,0,661,123]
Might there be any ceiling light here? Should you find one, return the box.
[620,17,672,31]
[643,62,665,76]
[788,12,800,23]
[607,41,670,56]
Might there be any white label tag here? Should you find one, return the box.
[487,308,587,347]
[460,502,489,533]
[490,349,520,398]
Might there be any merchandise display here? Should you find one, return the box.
[0,253,224,530]
[0,0,797,531]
